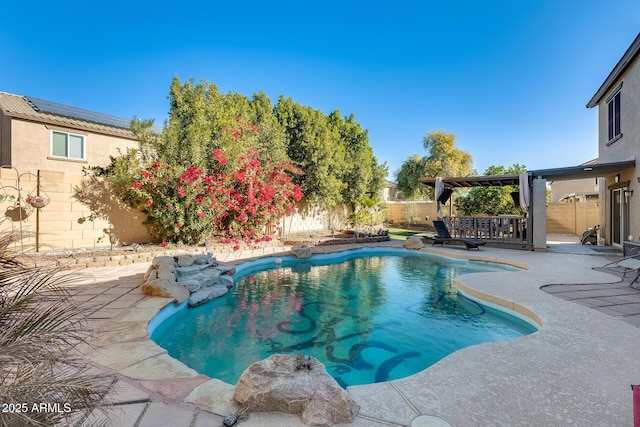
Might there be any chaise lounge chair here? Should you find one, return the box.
[597,250,640,287]
[431,220,487,250]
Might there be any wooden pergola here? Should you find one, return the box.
[419,174,532,250]
[418,159,636,251]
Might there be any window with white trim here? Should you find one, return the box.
[607,86,622,143]
[50,130,85,160]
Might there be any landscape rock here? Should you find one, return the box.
[176,269,221,288]
[292,245,312,259]
[143,264,156,281]
[179,280,202,293]
[214,261,236,275]
[145,268,159,282]
[234,354,359,426]
[403,237,424,250]
[143,252,235,307]
[193,253,214,265]
[218,274,234,289]
[176,255,198,267]
[152,256,175,271]
[157,267,176,280]
[174,263,210,278]
[141,278,190,304]
[188,284,230,307]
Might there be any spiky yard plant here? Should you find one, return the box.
[0,230,114,427]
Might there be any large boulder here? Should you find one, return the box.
[218,274,234,289]
[176,269,221,288]
[152,256,175,271]
[403,236,424,250]
[141,278,190,304]
[234,354,359,426]
[188,284,230,307]
[174,263,210,278]
[292,245,312,259]
[214,261,237,276]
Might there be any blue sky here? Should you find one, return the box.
[1,1,638,179]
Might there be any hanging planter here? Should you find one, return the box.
[26,195,49,209]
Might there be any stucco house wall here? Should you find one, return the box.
[7,119,139,176]
[549,177,599,203]
[587,33,640,245]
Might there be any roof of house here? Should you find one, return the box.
[0,92,145,139]
[586,32,640,108]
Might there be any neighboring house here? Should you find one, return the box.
[587,33,640,246]
[0,92,141,175]
[381,180,399,201]
[549,159,599,204]
[0,91,152,250]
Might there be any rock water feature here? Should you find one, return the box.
[141,253,236,307]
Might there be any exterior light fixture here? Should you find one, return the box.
[615,174,620,183]
[624,190,634,197]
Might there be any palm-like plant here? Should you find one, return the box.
[0,230,114,426]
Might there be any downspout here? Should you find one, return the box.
[36,170,41,252]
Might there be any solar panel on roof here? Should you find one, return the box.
[26,96,133,130]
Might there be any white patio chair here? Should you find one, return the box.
[598,249,640,287]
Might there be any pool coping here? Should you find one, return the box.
[82,241,640,426]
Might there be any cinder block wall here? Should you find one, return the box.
[386,201,438,226]
[546,202,599,235]
[0,168,153,252]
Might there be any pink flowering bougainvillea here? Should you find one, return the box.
[130,146,302,247]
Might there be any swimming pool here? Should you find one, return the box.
[150,248,538,387]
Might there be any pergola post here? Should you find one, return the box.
[532,177,547,252]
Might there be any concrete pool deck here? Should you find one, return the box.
[70,240,640,426]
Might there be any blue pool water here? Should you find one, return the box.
[151,248,537,387]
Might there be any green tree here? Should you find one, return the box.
[159,77,226,169]
[368,157,388,199]
[423,130,474,178]
[396,131,474,200]
[249,91,288,164]
[454,164,527,216]
[276,96,346,208]
[329,111,388,206]
[395,154,429,200]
